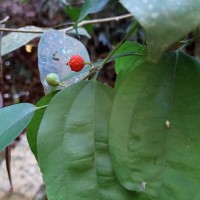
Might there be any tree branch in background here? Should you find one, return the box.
[0,13,133,34]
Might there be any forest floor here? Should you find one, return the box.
[0,135,43,200]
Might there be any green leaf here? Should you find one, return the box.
[26,91,58,159]
[78,0,109,21]
[65,6,93,35]
[0,103,35,151]
[109,51,200,199]
[120,0,200,61]
[114,41,147,88]
[38,81,135,200]
[2,26,42,56]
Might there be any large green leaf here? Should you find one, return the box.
[0,103,35,150]
[38,80,135,200]
[114,41,147,88]
[27,91,58,159]
[120,0,200,61]
[109,51,200,199]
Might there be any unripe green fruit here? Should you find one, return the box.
[46,73,60,86]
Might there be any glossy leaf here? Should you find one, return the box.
[38,29,90,93]
[2,26,42,56]
[38,81,135,200]
[0,103,35,150]
[27,91,58,159]
[114,41,147,88]
[109,51,200,199]
[120,0,200,61]
[78,0,109,21]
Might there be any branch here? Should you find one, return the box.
[65,13,133,32]
[0,13,133,34]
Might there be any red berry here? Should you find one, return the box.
[68,55,85,72]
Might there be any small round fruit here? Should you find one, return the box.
[68,55,85,72]
[46,73,60,86]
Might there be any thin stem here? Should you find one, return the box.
[35,105,48,111]
[82,67,100,81]
[80,23,139,81]
[65,14,133,32]
[0,14,133,34]
[0,28,44,33]
[180,35,200,44]
[59,82,67,87]
[101,22,139,67]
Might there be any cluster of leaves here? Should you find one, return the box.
[1,0,200,200]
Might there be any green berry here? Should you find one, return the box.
[46,73,60,86]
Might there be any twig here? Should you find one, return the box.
[65,13,133,32]
[0,28,44,34]
[101,22,139,67]
[0,16,9,84]
[0,13,133,34]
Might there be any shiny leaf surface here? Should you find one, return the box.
[110,51,200,199]
[38,81,134,200]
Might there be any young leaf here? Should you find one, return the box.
[38,81,135,200]
[109,51,200,199]
[78,0,110,21]
[38,29,90,93]
[2,26,42,56]
[114,41,147,88]
[0,103,35,150]
[120,0,200,61]
[26,91,58,159]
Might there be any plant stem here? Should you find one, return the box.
[65,14,133,32]
[82,67,100,81]
[35,105,48,111]
[101,22,139,68]
[80,23,140,81]
[59,82,67,87]
[0,14,133,34]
